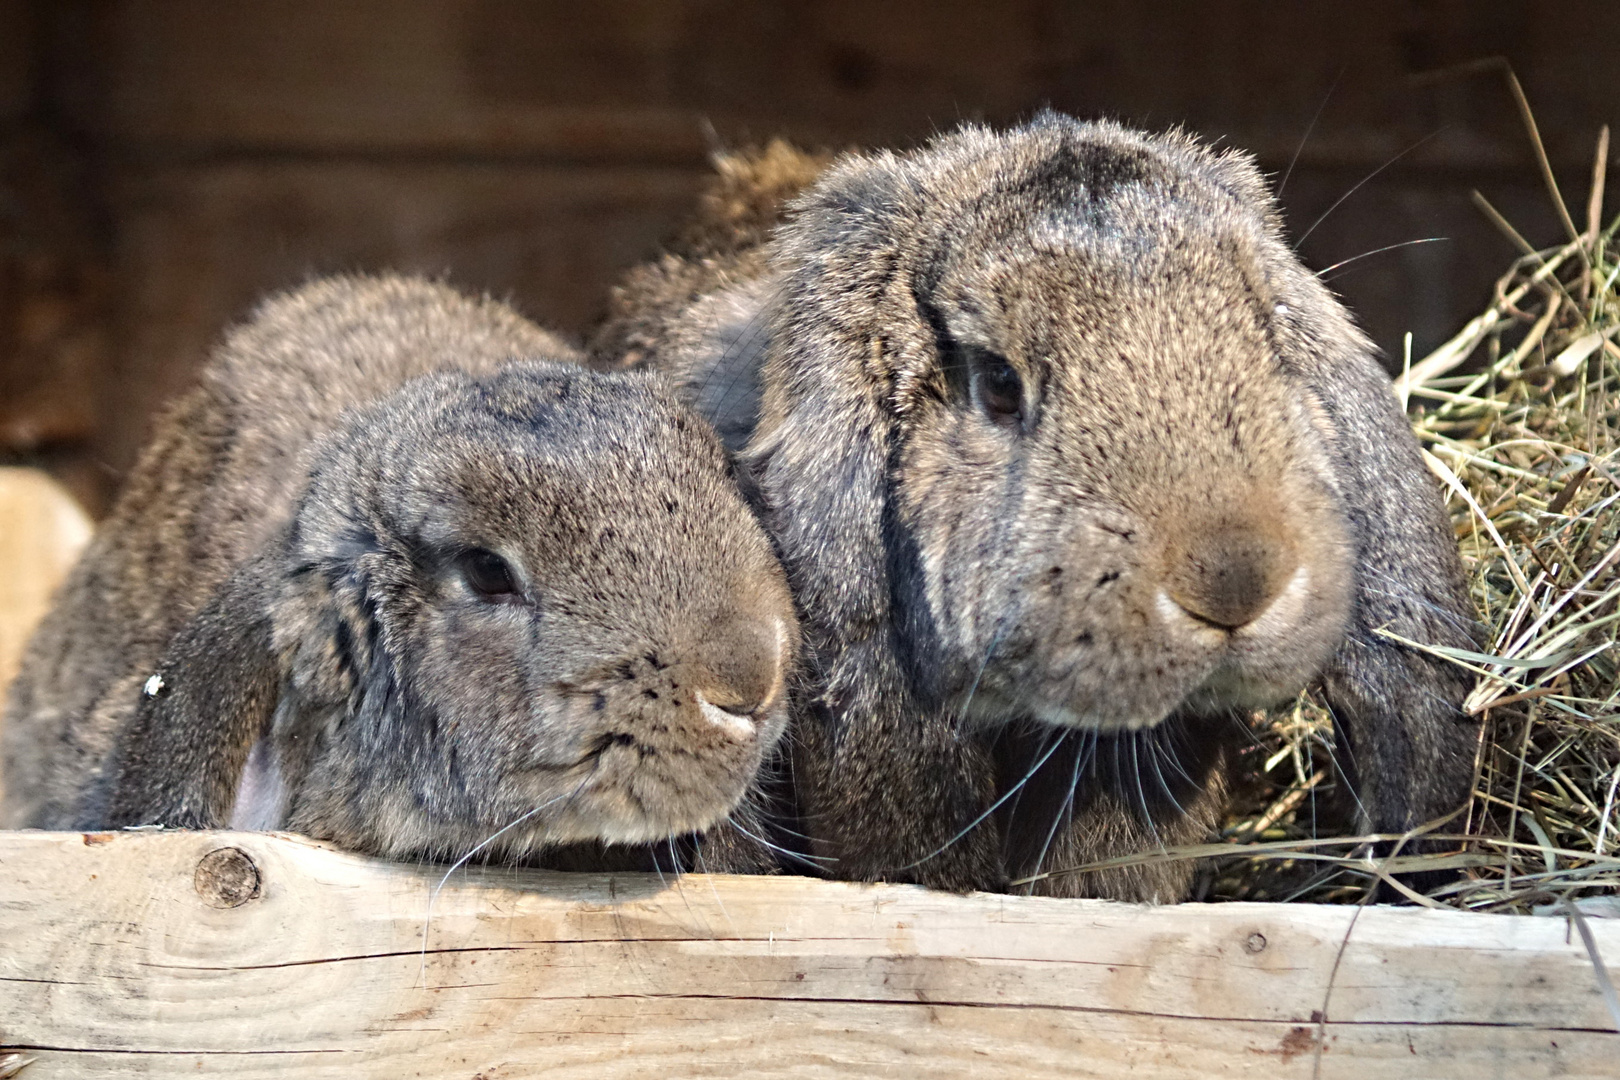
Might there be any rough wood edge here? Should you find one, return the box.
[1,829,1617,1078]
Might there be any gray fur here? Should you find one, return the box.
[592,114,1479,899]
[3,274,798,870]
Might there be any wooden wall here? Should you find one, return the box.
[1,0,1616,512]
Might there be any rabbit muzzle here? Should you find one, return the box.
[537,614,793,844]
[941,479,1352,735]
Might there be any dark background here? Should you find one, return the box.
[2,0,1615,513]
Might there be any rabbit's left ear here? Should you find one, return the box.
[1281,284,1482,835]
[81,551,285,830]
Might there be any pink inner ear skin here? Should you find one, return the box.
[228,736,287,831]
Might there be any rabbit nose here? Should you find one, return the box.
[1163,524,1298,630]
[693,616,789,737]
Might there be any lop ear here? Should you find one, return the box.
[1286,289,1482,836]
[748,148,918,638]
[745,154,1004,889]
[81,550,285,830]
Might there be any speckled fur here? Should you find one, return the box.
[592,115,1479,900]
[3,275,798,871]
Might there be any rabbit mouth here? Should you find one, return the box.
[695,692,758,739]
[984,632,1336,734]
[493,761,757,846]
[539,767,757,845]
[512,719,775,845]
[958,596,1342,734]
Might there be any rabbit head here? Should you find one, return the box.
[752,115,1355,739]
[597,118,1477,894]
[169,362,797,862]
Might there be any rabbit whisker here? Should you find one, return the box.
[1026,729,1085,895]
[1318,697,1370,828]
[724,813,836,870]
[1129,731,1164,851]
[706,282,785,420]
[1156,720,1200,789]
[658,832,715,942]
[1294,128,1442,249]
[418,770,595,986]
[954,618,1011,734]
[1277,66,1344,199]
[1146,733,1188,818]
[1317,237,1449,282]
[1003,723,1063,827]
[1226,709,1271,752]
[892,723,1070,873]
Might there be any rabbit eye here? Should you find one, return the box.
[974,356,1023,424]
[459,549,523,603]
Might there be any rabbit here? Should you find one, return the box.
[1,274,799,871]
[591,113,1481,900]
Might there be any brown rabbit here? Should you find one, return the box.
[2,274,798,871]
[592,114,1480,900]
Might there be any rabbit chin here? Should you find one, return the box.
[542,789,746,846]
[962,662,1321,735]
[1023,668,1317,733]
[958,634,1342,733]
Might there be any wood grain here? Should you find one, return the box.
[0,829,1615,1077]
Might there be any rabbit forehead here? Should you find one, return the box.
[899,114,1270,257]
[292,381,772,625]
[381,428,755,571]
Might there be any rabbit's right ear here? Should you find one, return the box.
[745,153,1005,889]
[749,149,919,640]
[80,551,285,830]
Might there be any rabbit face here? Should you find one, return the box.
[273,366,797,858]
[896,240,1353,733]
[762,117,1354,738]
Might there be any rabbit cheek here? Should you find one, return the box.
[981,526,1215,732]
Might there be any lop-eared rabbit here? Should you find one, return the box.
[2,275,797,870]
[593,115,1479,899]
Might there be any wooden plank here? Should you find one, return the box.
[0,123,111,460]
[1,830,1615,1077]
[0,0,34,124]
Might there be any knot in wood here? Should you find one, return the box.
[194,846,261,908]
[1244,932,1268,954]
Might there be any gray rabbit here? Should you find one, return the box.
[2,274,798,870]
[593,114,1479,899]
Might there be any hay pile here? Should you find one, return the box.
[1213,122,1620,912]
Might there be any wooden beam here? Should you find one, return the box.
[91,161,706,475]
[1,830,1616,1077]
